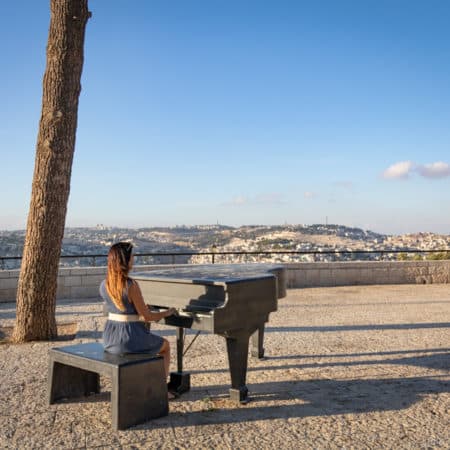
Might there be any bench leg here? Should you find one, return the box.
[48,360,100,404]
[111,358,168,430]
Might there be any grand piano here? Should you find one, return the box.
[132,263,286,403]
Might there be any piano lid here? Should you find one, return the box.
[132,263,286,298]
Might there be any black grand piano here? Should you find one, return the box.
[132,263,286,403]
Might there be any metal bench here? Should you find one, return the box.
[48,342,168,430]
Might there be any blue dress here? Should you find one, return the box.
[100,279,164,355]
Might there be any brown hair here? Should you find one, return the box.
[105,242,134,311]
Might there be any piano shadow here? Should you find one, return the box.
[267,347,450,361]
[187,349,450,375]
[279,300,450,308]
[142,373,450,429]
[265,322,450,333]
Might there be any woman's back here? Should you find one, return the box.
[101,280,137,315]
[100,279,163,355]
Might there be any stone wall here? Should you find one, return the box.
[0,266,105,303]
[1,260,449,303]
[0,265,182,303]
[285,260,450,288]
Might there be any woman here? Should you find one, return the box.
[100,242,177,397]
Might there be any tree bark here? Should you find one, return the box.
[13,0,90,342]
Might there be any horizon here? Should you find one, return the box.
[2,1,450,235]
[2,222,450,238]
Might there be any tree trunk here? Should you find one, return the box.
[13,0,90,342]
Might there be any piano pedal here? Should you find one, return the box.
[168,371,191,395]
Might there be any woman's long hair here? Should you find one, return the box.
[105,242,133,311]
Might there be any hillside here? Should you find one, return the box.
[1,224,449,269]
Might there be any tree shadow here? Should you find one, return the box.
[0,310,17,320]
[0,322,79,343]
[56,311,104,317]
[75,330,103,339]
[0,329,7,342]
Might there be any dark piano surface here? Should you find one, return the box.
[132,263,286,294]
[131,263,286,403]
[132,263,285,332]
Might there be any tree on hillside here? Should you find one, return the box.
[13,0,91,342]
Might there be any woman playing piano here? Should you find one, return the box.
[100,242,178,398]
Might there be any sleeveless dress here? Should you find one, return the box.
[100,279,164,355]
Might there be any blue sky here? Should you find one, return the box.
[1,0,450,235]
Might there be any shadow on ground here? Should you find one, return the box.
[266,322,450,332]
[186,348,450,375]
[57,352,450,430]
[134,373,450,429]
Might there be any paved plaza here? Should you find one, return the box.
[0,284,449,449]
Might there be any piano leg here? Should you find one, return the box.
[225,333,250,403]
[250,324,265,359]
[176,326,184,373]
[168,327,191,395]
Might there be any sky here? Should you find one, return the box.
[1,0,450,235]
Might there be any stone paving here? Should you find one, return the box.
[0,284,449,449]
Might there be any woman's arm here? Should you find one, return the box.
[128,280,176,322]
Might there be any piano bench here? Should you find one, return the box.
[48,342,168,430]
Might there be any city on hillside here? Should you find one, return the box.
[1,224,450,270]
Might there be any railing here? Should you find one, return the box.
[1,249,450,270]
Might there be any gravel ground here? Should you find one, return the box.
[0,284,449,449]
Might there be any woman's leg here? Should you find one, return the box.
[158,338,171,378]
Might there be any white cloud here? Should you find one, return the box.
[382,160,450,180]
[304,191,317,199]
[382,161,414,179]
[416,162,450,179]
